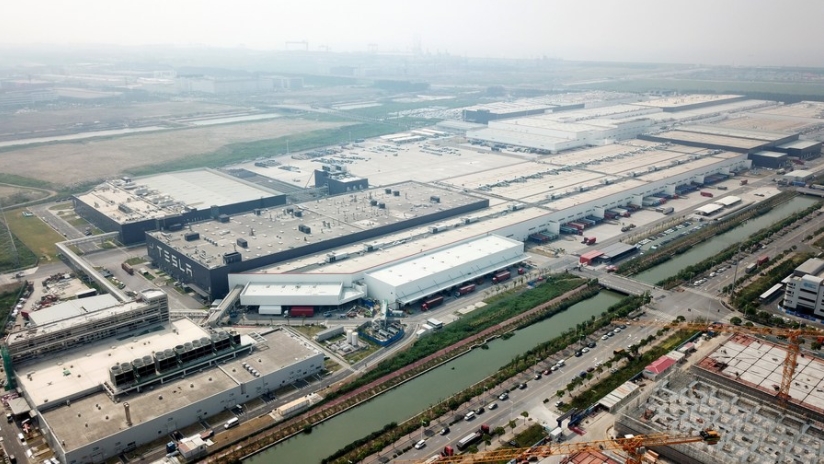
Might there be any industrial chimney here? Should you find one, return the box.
[124,402,132,426]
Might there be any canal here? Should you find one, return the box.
[633,196,819,284]
[247,290,624,463]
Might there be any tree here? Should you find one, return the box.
[730,316,742,326]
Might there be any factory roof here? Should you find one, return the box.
[466,128,572,148]
[463,101,555,115]
[645,355,677,375]
[598,380,640,410]
[752,150,787,159]
[696,203,724,215]
[795,258,824,277]
[715,196,741,207]
[633,94,744,109]
[777,139,822,150]
[75,169,283,224]
[37,324,320,452]
[785,169,815,178]
[646,130,770,150]
[755,101,824,119]
[242,282,343,299]
[598,242,636,259]
[678,124,791,141]
[435,120,486,132]
[27,294,119,326]
[148,181,486,269]
[365,234,524,288]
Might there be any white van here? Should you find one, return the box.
[224,417,239,429]
[464,411,476,421]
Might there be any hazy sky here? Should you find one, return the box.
[2,0,823,66]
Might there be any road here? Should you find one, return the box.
[382,322,665,463]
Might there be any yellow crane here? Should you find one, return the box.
[618,318,824,405]
[410,429,720,464]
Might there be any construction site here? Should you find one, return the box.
[615,334,824,464]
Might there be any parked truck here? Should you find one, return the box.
[661,206,674,215]
[288,306,315,317]
[441,445,455,457]
[456,424,490,451]
[421,296,444,311]
[745,263,757,273]
[492,271,511,284]
[121,262,134,275]
[700,191,714,198]
[455,284,476,298]
[757,255,770,266]
[581,236,596,245]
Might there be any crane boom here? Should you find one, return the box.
[618,318,823,405]
[411,429,720,463]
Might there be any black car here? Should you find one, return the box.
[518,383,528,390]
[476,406,485,414]
[440,427,450,435]
[575,350,583,357]
[587,341,596,349]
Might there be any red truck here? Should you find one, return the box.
[517,267,526,275]
[442,446,454,457]
[700,191,714,198]
[121,262,134,275]
[581,236,596,245]
[455,284,476,297]
[421,296,444,311]
[492,271,511,283]
[757,256,769,266]
[288,306,315,317]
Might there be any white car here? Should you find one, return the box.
[601,335,610,340]
[581,347,590,353]
[414,440,426,450]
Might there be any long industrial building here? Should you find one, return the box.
[73,169,287,244]
[146,181,489,299]
[223,141,751,311]
[4,289,322,464]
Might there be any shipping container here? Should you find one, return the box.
[455,284,476,297]
[700,191,714,197]
[581,236,596,245]
[492,271,511,283]
[421,296,444,311]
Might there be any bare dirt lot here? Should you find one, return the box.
[0,101,244,135]
[0,118,348,186]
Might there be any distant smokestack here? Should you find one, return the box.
[124,402,132,426]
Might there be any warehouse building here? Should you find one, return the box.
[229,234,525,310]
[147,182,489,299]
[462,101,556,124]
[774,139,822,160]
[632,94,747,112]
[74,169,286,245]
[695,203,724,216]
[748,151,788,168]
[782,169,815,183]
[641,124,799,154]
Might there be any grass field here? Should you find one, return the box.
[0,118,350,187]
[4,208,64,261]
[125,121,400,177]
[0,219,38,272]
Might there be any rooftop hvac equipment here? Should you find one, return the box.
[184,232,200,242]
[385,188,392,194]
[393,190,400,196]
[236,238,248,248]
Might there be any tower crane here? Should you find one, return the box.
[618,318,824,406]
[408,428,720,464]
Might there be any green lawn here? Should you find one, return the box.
[4,208,64,262]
